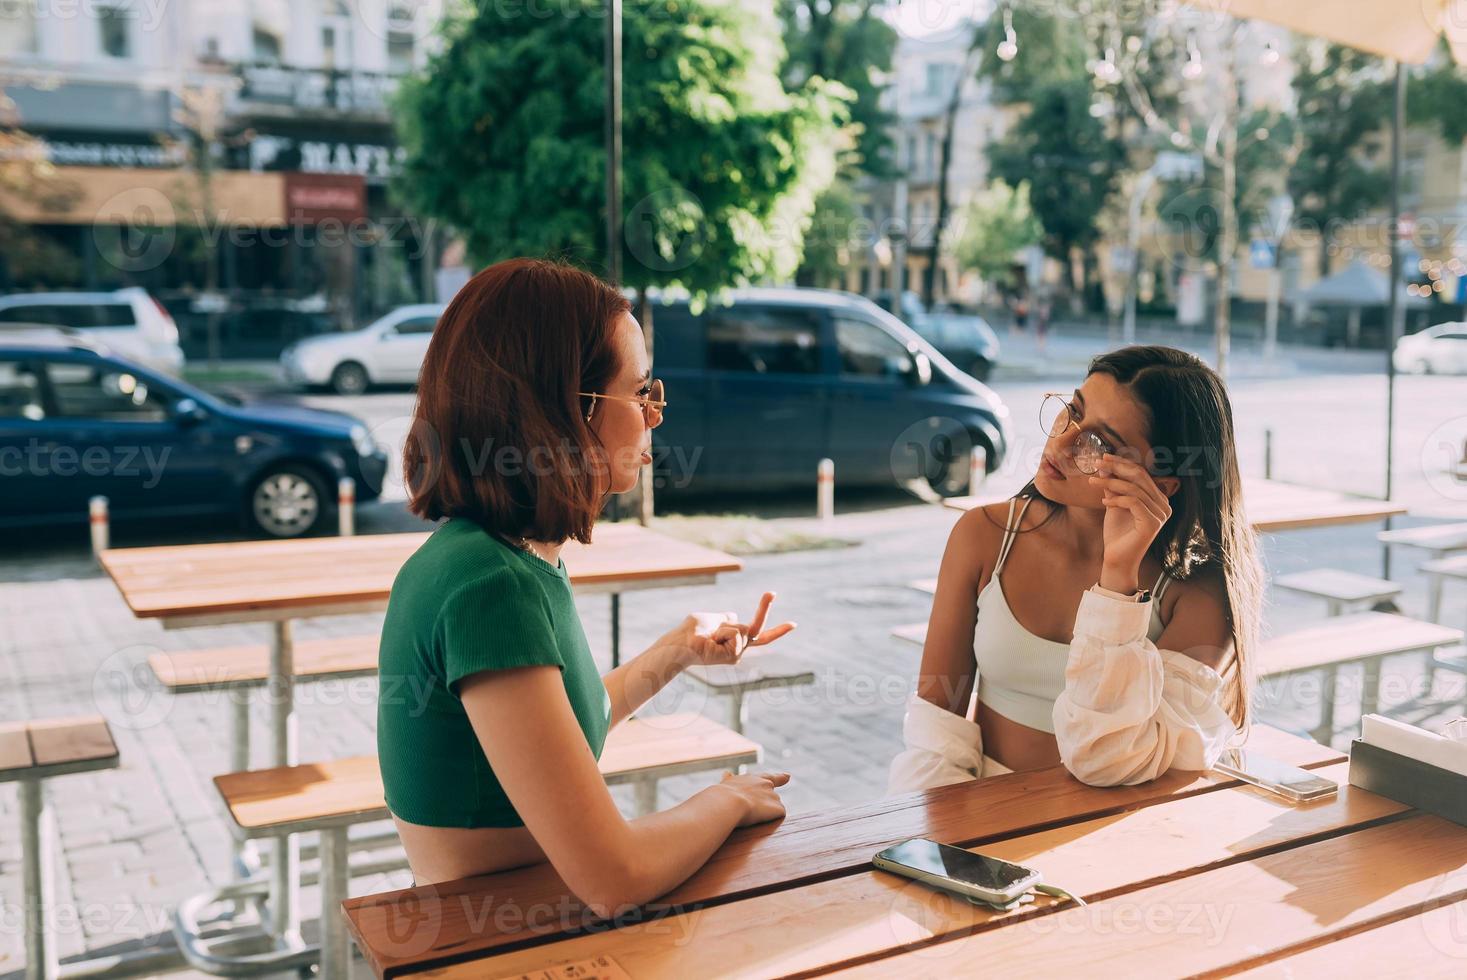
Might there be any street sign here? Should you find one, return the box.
[1250,239,1276,269]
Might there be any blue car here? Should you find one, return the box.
[0,333,389,537]
[645,288,1011,496]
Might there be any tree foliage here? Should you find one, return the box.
[392,0,849,301]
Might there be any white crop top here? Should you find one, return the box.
[973,495,1172,734]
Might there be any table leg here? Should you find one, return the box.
[1311,667,1338,746]
[1428,573,1444,624]
[633,778,657,817]
[318,829,349,980]
[20,778,55,980]
[727,693,747,736]
[610,593,621,668]
[267,620,299,945]
[229,694,254,888]
[1361,660,1382,719]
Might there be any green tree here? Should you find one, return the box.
[988,77,1127,305]
[392,0,849,305]
[778,0,897,178]
[954,179,1042,292]
[1288,42,1392,277]
[797,178,863,287]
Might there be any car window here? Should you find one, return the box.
[0,303,136,329]
[392,316,438,336]
[706,307,822,375]
[46,361,169,422]
[0,359,46,420]
[834,317,914,380]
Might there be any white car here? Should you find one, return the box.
[0,287,184,375]
[1394,322,1467,374]
[280,304,446,394]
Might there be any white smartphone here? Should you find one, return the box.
[873,838,1041,905]
[1215,749,1339,802]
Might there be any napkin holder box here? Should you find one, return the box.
[1349,739,1467,828]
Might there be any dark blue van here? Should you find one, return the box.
[646,288,1011,495]
[0,334,389,537]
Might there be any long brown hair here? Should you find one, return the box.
[404,257,629,544]
[1009,345,1263,729]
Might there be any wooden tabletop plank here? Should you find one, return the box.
[1260,612,1463,676]
[344,726,1341,978]
[1378,521,1467,551]
[595,714,759,779]
[26,715,118,768]
[831,814,1467,977]
[1229,899,1467,978]
[100,523,742,620]
[0,723,34,772]
[408,762,1402,979]
[1422,553,1467,579]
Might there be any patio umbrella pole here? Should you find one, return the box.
[1382,60,1405,581]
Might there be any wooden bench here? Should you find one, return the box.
[1258,612,1463,744]
[907,577,939,595]
[1379,522,1467,620]
[1,716,120,980]
[683,656,816,734]
[186,714,759,980]
[1272,569,1402,616]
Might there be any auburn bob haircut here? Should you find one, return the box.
[404,257,629,544]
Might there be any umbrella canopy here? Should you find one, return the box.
[1214,0,1467,64]
[1299,259,1430,307]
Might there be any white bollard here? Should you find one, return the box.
[89,495,109,559]
[968,445,987,495]
[337,478,355,537]
[817,458,835,521]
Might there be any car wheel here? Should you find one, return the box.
[247,465,328,538]
[330,361,370,395]
[926,434,993,497]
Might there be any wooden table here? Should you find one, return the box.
[942,477,1408,534]
[1,716,119,980]
[99,522,741,941]
[1384,526,1467,621]
[338,726,1467,979]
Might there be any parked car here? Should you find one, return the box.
[875,289,1000,381]
[646,287,1011,496]
[281,303,446,394]
[0,333,388,538]
[0,287,185,376]
[1394,321,1467,374]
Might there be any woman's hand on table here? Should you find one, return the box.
[664,591,797,667]
[713,770,791,827]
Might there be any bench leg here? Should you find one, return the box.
[726,692,748,737]
[20,778,56,980]
[632,778,658,817]
[1310,667,1338,746]
[1428,574,1444,624]
[1325,599,1344,617]
[318,829,349,980]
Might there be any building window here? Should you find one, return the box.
[0,1,38,57]
[387,30,414,72]
[253,28,282,64]
[321,26,337,69]
[98,3,131,59]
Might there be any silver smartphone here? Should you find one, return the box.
[1215,749,1339,802]
[873,838,1041,905]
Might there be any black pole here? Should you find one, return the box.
[605,0,622,286]
[1382,60,1405,581]
[605,0,623,524]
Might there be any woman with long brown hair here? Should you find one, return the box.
[377,258,795,913]
[890,345,1263,790]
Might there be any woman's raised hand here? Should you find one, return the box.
[670,591,796,667]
